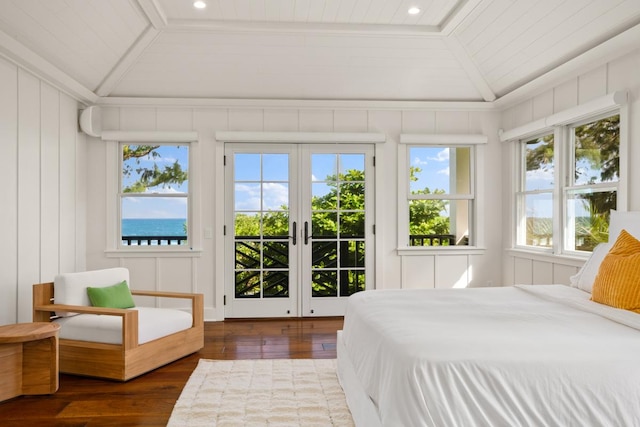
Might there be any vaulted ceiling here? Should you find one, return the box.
[1,0,639,104]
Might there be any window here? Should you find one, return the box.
[407,145,474,247]
[120,143,189,247]
[516,113,620,253]
[565,114,619,251]
[517,133,554,248]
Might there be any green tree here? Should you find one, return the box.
[525,115,619,249]
[122,145,188,193]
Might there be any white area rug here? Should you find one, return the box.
[168,359,355,427]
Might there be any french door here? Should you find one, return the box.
[224,143,374,318]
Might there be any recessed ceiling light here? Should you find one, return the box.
[193,1,207,9]
[408,7,421,15]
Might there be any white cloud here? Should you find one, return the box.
[412,156,429,166]
[429,148,450,162]
[437,166,450,176]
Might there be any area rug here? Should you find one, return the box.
[168,359,354,426]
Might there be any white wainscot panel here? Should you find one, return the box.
[532,90,554,120]
[159,258,194,309]
[553,264,580,286]
[553,79,579,113]
[513,257,533,285]
[435,255,469,289]
[532,260,553,285]
[435,111,469,133]
[578,66,607,104]
[402,255,435,289]
[125,258,158,306]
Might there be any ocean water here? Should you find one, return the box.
[122,218,187,236]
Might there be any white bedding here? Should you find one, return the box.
[339,285,640,427]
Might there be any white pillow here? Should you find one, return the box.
[608,210,640,242]
[569,243,612,293]
[54,267,130,317]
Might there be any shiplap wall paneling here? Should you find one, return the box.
[578,67,607,104]
[299,110,333,132]
[513,257,533,285]
[194,108,227,319]
[369,110,401,291]
[59,94,80,274]
[229,109,263,131]
[265,110,299,131]
[0,58,18,324]
[17,69,41,322]
[435,255,470,288]
[532,260,553,285]
[40,83,60,282]
[335,110,368,132]
[401,256,435,289]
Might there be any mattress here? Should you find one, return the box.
[54,306,193,345]
[339,285,640,427]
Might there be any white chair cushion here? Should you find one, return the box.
[54,268,130,317]
[54,307,193,345]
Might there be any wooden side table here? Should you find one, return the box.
[0,322,60,402]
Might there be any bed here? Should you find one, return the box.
[336,212,640,426]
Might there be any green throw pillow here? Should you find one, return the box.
[87,280,136,309]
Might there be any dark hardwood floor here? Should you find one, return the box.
[0,318,343,427]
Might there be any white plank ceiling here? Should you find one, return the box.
[0,0,638,102]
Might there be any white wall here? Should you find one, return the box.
[500,48,640,285]
[0,56,86,324]
[87,105,504,320]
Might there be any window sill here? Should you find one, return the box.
[397,246,486,256]
[105,248,203,258]
[506,248,587,267]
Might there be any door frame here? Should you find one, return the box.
[221,133,383,319]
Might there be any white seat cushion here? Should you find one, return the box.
[54,307,193,345]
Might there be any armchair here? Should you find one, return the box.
[33,268,204,381]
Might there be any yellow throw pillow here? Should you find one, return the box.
[591,229,640,313]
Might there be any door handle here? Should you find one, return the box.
[304,221,309,245]
[291,221,297,245]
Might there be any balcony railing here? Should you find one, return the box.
[409,234,457,246]
[122,235,187,246]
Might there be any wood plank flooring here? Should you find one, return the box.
[0,318,343,427]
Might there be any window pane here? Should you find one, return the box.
[573,115,619,186]
[565,189,616,252]
[522,193,553,248]
[121,197,187,246]
[235,154,260,181]
[263,154,288,181]
[409,199,470,246]
[122,145,188,193]
[524,134,554,191]
[410,146,471,195]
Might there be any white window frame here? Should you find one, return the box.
[504,92,628,258]
[397,134,487,255]
[103,131,202,257]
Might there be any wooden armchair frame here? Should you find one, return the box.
[33,282,204,381]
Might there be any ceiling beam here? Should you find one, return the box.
[168,19,443,36]
[0,29,97,105]
[136,0,167,30]
[95,25,161,97]
[440,0,484,36]
[444,36,496,102]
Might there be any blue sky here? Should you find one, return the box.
[234,153,365,212]
[409,147,453,194]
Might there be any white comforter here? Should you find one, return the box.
[341,285,640,427]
